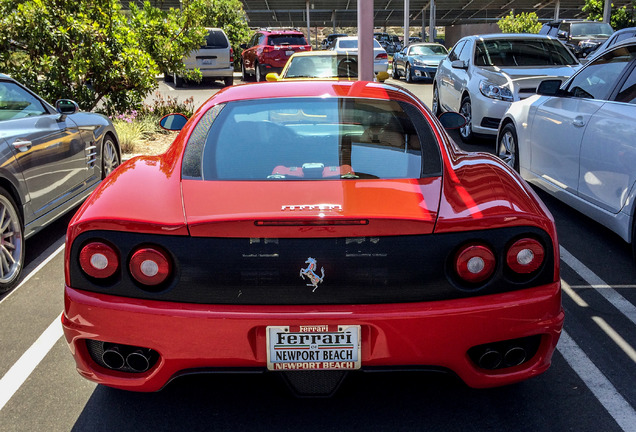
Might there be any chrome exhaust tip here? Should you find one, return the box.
[478,349,502,370]
[504,347,527,367]
[102,346,126,370]
[126,349,151,372]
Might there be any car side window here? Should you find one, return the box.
[448,41,466,62]
[614,32,636,44]
[0,81,47,121]
[615,66,636,104]
[458,40,472,64]
[566,47,635,100]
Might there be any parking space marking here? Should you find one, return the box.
[560,246,636,326]
[592,316,636,364]
[558,330,636,432]
[0,242,65,306]
[561,278,589,307]
[0,315,63,412]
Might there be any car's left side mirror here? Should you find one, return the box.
[55,99,79,115]
[266,73,280,82]
[376,71,389,82]
[537,79,564,96]
[160,113,189,131]
[437,112,467,130]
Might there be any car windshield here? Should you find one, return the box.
[284,55,358,78]
[474,39,578,66]
[571,22,614,37]
[268,35,307,46]
[197,98,435,181]
[410,45,448,56]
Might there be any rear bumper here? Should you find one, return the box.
[62,281,563,392]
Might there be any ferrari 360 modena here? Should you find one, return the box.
[62,80,563,396]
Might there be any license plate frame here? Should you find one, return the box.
[266,325,361,371]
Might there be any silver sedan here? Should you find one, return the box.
[496,40,636,260]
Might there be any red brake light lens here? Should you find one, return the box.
[79,242,119,279]
[230,47,234,63]
[375,53,388,60]
[129,247,172,286]
[455,244,496,284]
[506,239,545,274]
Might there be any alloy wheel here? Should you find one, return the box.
[102,137,120,178]
[0,191,23,292]
[498,130,517,169]
[459,98,473,141]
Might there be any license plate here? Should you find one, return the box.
[267,325,361,371]
[286,50,294,56]
[201,59,214,65]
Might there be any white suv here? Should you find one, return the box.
[174,28,234,87]
[432,34,580,142]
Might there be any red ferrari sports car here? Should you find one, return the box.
[62,80,563,396]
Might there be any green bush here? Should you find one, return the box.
[497,12,542,34]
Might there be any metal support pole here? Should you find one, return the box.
[554,0,560,21]
[429,0,436,42]
[422,7,426,43]
[306,1,311,47]
[404,0,410,49]
[358,0,374,81]
[603,0,611,23]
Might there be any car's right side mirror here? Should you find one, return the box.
[537,79,564,96]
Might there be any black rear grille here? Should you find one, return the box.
[69,227,555,305]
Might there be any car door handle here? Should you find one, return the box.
[572,117,585,128]
[13,139,32,151]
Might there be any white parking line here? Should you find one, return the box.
[560,246,636,326]
[558,330,636,432]
[0,241,65,306]
[0,315,63,412]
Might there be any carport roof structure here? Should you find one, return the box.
[238,1,633,28]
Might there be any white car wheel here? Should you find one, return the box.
[497,123,519,172]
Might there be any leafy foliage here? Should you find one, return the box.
[199,0,251,69]
[583,0,636,30]
[0,0,249,114]
[497,11,542,34]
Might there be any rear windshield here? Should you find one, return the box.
[339,39,382,49]
[186,98,440,181]
[268,34,307,46]
[474,39,578,66]
[284,55,358,78]
[203,30,229,48]
[570,22,614,37]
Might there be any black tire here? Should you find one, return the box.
[459,96,474,143]
[392,62,400,79]
[102,134,121,179]
[224,75,233,87]
[255,63,263,82]
[405,63,412,83]
[0,187,24,294]
[241,62,249,82]
[173,73,184,88]
[497,123,520,173]
[432,84,441,117]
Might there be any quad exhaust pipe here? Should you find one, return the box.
[476,346,527,370]
[468,335,543,371]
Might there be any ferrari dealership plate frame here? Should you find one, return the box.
[266,325,361,371]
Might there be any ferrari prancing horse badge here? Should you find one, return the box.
[299,257,325,292]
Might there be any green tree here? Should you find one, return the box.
[129,0,209,81]
[0,0,208,113]
[199,0,251,69]
[497,11,542,34]
[583,0,635,30]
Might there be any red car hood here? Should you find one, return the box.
[182,178,442,238]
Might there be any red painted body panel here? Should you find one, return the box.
[63,281,563,392]
[182,178,441,237]
[63,80,562,392]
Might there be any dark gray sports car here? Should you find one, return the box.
[0,73,120,292]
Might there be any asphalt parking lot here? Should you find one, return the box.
[1,76,635,432]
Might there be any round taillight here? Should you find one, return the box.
[506,238,545,274]
[129,247,171,286]
[79,242,119,279]
[455,244,496,284]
